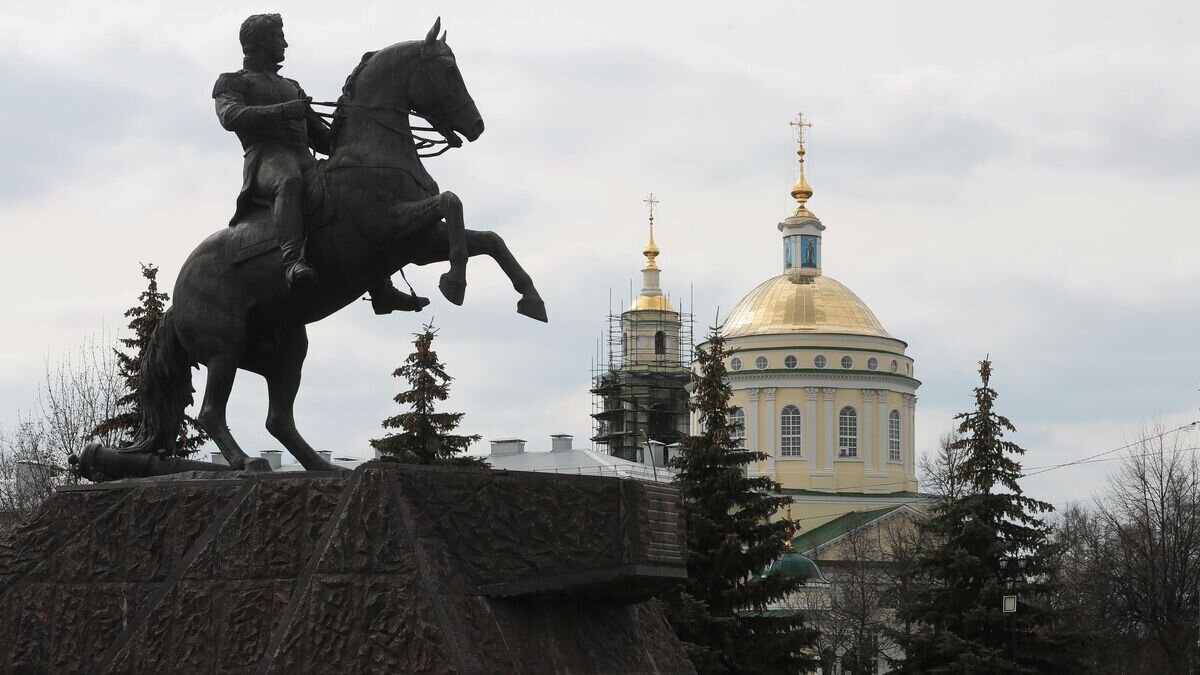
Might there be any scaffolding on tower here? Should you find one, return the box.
[590,287,694,463]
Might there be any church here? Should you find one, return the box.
[592,115,928,556]
[716,118,925,532]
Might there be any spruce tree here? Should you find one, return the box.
[660,325,817,674]
[370,322,482,464]
[88,263,207,455]
[892,359,1079,673]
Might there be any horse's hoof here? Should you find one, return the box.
[243,457,272,472]
[517,297,548,323]
[439,273,466,306]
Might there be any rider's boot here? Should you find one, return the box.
[279,217,318,289]
[369,278,430,314]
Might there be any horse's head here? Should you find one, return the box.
[332,19,483,155]
[402,18,484,147]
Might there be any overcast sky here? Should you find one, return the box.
[2,0,1198,507]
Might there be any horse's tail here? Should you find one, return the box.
[124,309,195,455]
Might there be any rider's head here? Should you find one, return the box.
[240,14,286,65]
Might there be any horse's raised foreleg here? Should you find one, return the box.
[465,229,547,322]
[390,191,469,306]
[198,356,267,471]
[262,328,339,471]
[437,191,468,305]
[407,224,547,322]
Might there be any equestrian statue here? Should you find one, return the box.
[72,15,547,480]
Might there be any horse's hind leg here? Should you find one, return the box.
[263,329,339,471]
[199,356,266,471]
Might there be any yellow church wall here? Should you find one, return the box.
[729,378,917,495]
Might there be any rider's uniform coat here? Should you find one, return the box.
[212,57,331,226]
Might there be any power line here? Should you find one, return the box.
[1020,421,1199,478]
[775,420,1200,497]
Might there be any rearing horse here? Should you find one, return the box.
[122,18,546,472]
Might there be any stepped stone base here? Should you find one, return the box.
[0,462,695,674]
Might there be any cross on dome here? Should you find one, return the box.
[788,113,815,218]
[789,112,812,145]
[642,192,660,269]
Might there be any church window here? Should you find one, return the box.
[841,355,853,369]
[784,354,797,369]
[867,357,878,371]
[889,409,902,461]
[755,356,768,369]
[839,406,858,457]
[729,407,745,448]
[780,405,802,456]
[814,355,827,369]
[730,357,742,371]
[654,331,666,355]
[890,360,898,373]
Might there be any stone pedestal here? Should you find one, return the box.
[0,462,695,674]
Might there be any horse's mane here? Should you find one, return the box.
[329,50,377,152]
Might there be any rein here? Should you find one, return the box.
[308,100,454,158]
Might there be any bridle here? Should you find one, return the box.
[307,48,472,159]
[308,100,456,158]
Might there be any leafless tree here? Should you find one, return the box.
[1052,424,1200,675]
[0,416,64,531]
[917,429,969,502]
[0,332,123,530]
[38,332,125,456]
[795,514,929,674]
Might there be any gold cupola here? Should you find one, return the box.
[779,113,825,278]
[631,193,674,312]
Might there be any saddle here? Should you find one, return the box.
[230,162,332,265]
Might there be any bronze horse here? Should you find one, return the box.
[120,19,546,472]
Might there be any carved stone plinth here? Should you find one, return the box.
[0,463,695,674]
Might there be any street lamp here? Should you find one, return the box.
[999,556,1027,663]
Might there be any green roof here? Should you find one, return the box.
[791,505,905,554]
[762,551,828,584]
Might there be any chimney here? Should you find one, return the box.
[489,438,526,456]
[259,450,282,470]
[210,451,229,467]
[647,440,667,467]
[550,434,573,452]
[317,450,333,464]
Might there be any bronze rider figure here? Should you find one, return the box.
[213,13,424,313]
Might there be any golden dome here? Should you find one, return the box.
[630,294,674,312]
[722,274,892,339]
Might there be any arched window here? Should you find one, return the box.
[838,406,858,457]
[889,409,902,461]
[780,405,802,457]
[654,331,666,355]
[728,407,745,448]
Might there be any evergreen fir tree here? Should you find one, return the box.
[88,263,207,455]
[370,322,482,464]
[660,325,818,674]
[892,359,1079,673]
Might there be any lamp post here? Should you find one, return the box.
[999,556,1027,662]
